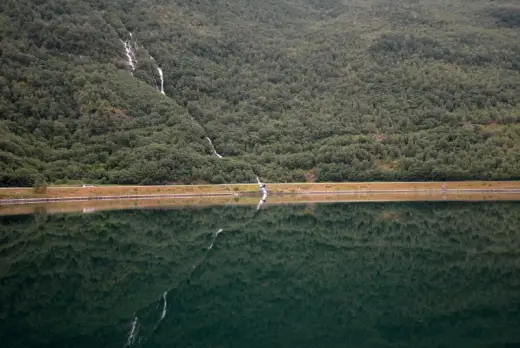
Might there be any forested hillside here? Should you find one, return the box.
[1,0,520,185]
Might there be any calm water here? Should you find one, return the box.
[1,202,520,347]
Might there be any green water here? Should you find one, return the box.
[1,202,520,347]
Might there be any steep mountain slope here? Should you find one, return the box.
[1,0,520,185]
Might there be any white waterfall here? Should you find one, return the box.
[121,33,137,74]
[150,56,165,94]
[257,176,269,196]
[256,176,268,210]
[121,40,136,71]
[157,67,165,94]
[125,315,139,346]
[206,137,223,158]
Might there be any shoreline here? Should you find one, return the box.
[1,182,520,215]
[2,181,520,204]
[2,187,520,205]
[1,191,520,216]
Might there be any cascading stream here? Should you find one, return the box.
[118,33,265,199]
[120,34,225,166]
[118,33,269,348]
[206,137,223,158]
[150,56,165,94]
[120,33,137,74]
[157,67,165,94]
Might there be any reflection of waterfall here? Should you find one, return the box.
[208,228,223,250]
[151,291,169,331]
[121,33,137,74]
[160,291,167,320]
[125,315,139,346]
[206,137,223,158]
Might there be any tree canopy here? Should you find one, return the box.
[1,0,520,185]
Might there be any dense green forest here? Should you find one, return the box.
[1,0,520,185]
[1,202,520,346]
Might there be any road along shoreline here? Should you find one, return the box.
[2,190,520,216]
[2,181,520,205]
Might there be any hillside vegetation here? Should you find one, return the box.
[1,0,520,185]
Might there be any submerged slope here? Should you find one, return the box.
[1,0,520,185]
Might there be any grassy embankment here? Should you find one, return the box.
[2,181,520,201]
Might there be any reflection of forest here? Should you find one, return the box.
[1,202,520,347]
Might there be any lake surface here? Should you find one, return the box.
[1,202,520,347]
